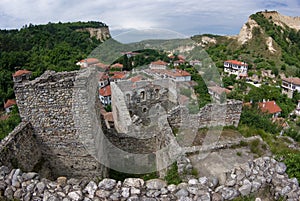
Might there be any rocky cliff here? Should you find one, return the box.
[237,11,299,51]
[237,18,260,45]
[261,11,300,31]
[77,27,111,42]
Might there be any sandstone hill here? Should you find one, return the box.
[192,11,300,76]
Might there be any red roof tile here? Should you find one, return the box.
[111,63,123,68]
[110,71,127,80]
[177,55,185,60]
[130,75,143,83]
[208,86,231,95]
[174,59,185,64]
[12,70,31,77]
[4,99,16,108]
[151,60,167,66]
[99,85,111,97]
[103,112,114,122]
[224,60,248,66]
[154,69,190,77]
[95,62,109,69]
[258,101,282,114]
[282,77,300,85]
[99,72,109,81]
[80,58,99,64]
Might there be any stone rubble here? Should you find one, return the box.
[0,157,299,200]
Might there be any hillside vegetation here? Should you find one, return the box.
[0,21,107,105]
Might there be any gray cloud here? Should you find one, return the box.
[0,0,299,35]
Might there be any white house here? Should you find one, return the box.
[173,60,185,66]
[148,69,191,82]
[258,100,282,118]
[99,85,111,105]
[4,99,16,113]
[165,69,191,82]
[189,60,202,66]
[149,60,168,70]
[224,60,248,78]
[76,58,99,68]
[281,77,300,98]
[208,86,230,102]
[12,70,32,83]
[98,72,109,88]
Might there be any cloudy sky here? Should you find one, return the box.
[0,0,299,36]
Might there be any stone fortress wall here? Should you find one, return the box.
[0,122,41,172]
[12,69,107,179]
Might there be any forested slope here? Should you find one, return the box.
[0,21,108,105]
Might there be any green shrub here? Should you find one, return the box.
[164,163,182,185]
[283,152,300,181]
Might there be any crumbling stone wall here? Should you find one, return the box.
[0,122,41,172]
[14,70,107,179]
[167,99,243,130]
[111,79,178,134]
[0,157,299,200]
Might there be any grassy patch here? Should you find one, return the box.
[249,139,264,157]
[164,163,182,185]
[238,124,300,181]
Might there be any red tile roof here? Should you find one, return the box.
[4,99,16,109]
[167,69,190,77]
[12,70,31,77]
[110,72,127,80]
[103,112,114,122]
[151,60,168,66]
[258,101,282,114]
[80,58,99,64]
[208,86,231,95]
[177,55,185,60]
[174,59,185,64]
[111,63,123,68]
[130,75,143,83]
[282,77,300,85]
[99,85,111,97]
[95,62,109,69]
[99,72,109,81]
[224,60,248,66]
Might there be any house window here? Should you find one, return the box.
[155,89,159,98]
[140,91,145,100]
[126,94,131,102]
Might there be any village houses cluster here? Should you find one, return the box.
[5,54,300,127]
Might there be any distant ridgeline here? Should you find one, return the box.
[0,21,110,106]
